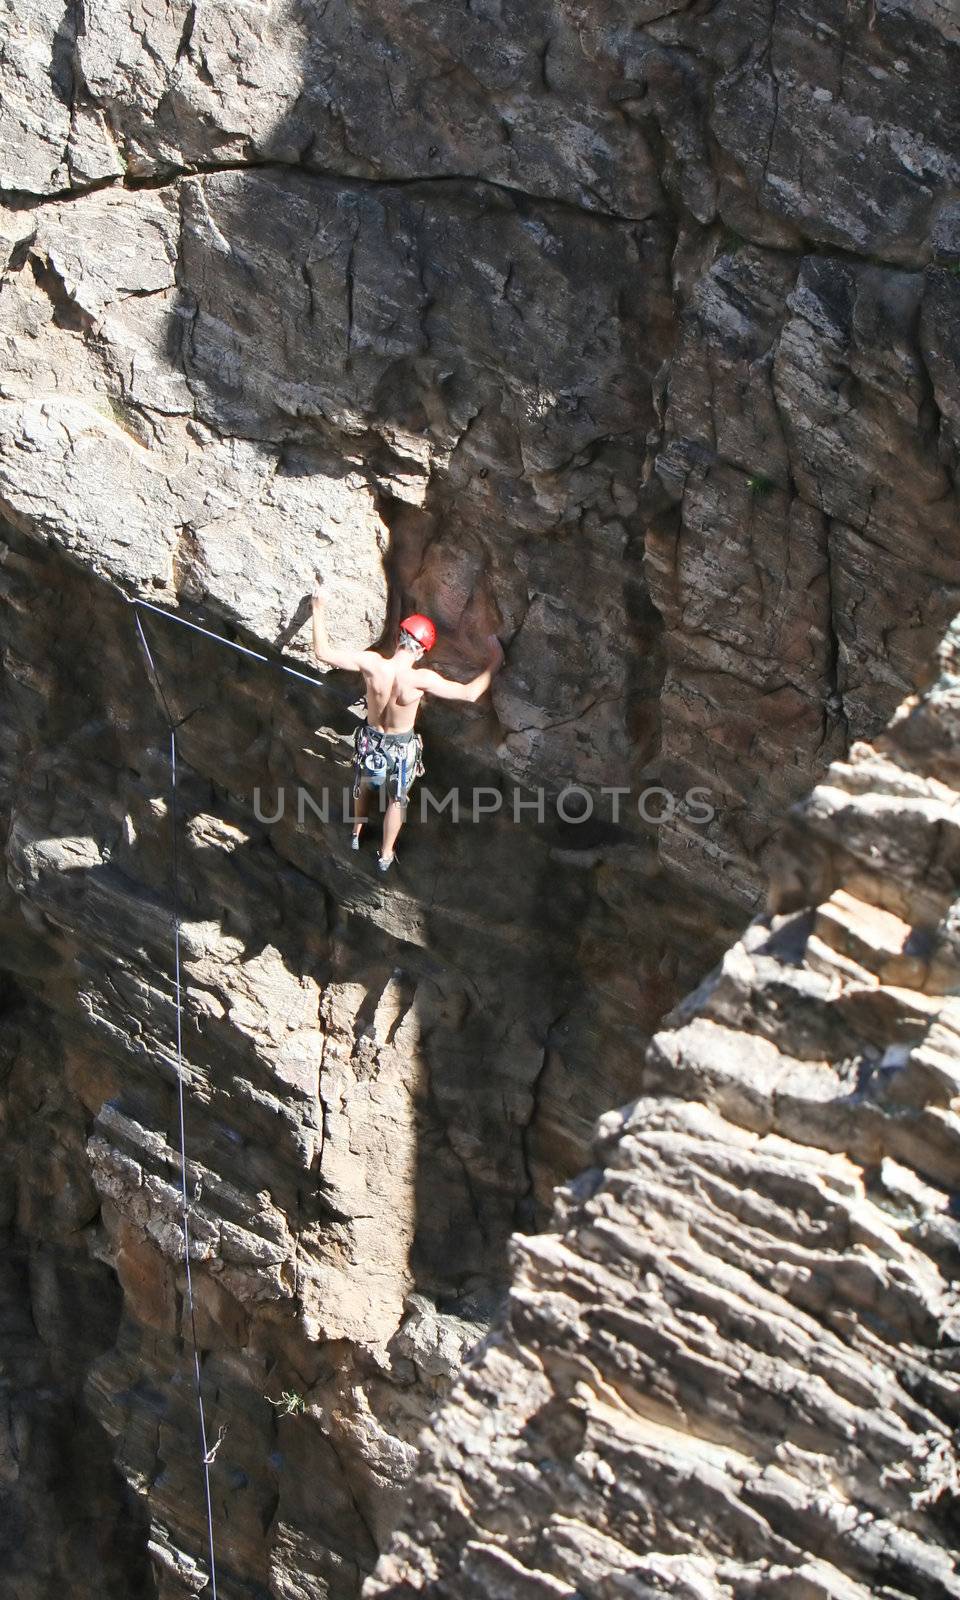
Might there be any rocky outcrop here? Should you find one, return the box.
[367,612,960,1600]
[1,1,959,1597]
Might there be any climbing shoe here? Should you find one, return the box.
[376,852,395,874]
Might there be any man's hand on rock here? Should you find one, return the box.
[312,576,325,611]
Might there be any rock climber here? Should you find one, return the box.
[311,578,504,873]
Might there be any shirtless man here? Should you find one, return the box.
[311,579,503,872]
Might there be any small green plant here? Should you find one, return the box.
[91,391,146,445]
[747,472,775,498]
[268,1390,306,1417]
[92,393,125,423]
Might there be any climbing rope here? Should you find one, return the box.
[133,605,222,1600]
[133,596,325,686]
[130,595,330,1593]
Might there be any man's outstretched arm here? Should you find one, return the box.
[311,580,371,672]
[414,635,504,702]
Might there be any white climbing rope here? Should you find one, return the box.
[132,596,325,686]
[130,595,330,1593]
[133,605,221,1600]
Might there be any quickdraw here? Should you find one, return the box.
[353,724,424,802]
[353,723,388,793]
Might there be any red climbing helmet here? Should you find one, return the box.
[399,613,437,652]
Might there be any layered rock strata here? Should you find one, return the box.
[0,0,959,1596]
[368,614,960,1600]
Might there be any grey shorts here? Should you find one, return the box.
[353,724,424,805]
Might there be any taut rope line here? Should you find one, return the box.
[132,596,325,687]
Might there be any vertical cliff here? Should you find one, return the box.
[1,1,959,1596]
[367,613,960,1600]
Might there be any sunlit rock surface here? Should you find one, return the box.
[1,0,959,1595]
[368,617,960,1600]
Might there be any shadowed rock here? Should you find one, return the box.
[367,621,960,1600]
[1,1,960,1597]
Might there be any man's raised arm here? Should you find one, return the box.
[311,579,369,672]
[414,635,504,702]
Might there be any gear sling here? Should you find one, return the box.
[352,723,424,805]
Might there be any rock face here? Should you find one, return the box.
[368,616,960,1600]
[0,1,959,1597]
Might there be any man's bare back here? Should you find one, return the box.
[361,653,424,733]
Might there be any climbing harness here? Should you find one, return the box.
[352,723,425,803]
[354,723,390,790]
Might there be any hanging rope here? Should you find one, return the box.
[129,593,331,1594]
[133,605,220,1600]
[131,598,326,1587]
